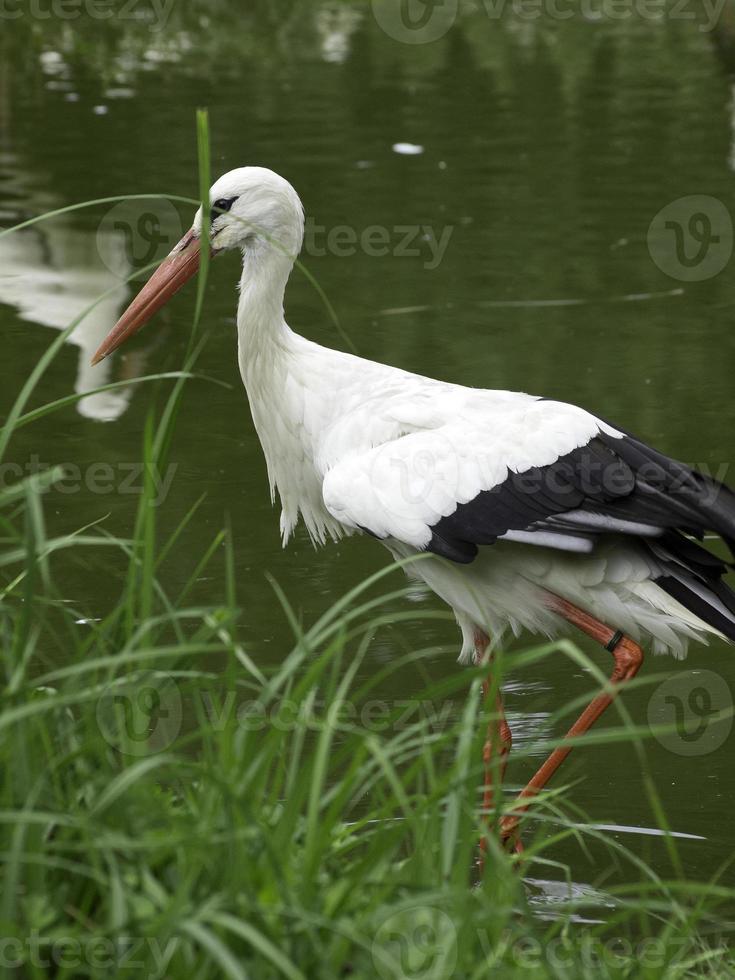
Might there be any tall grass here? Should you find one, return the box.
[1,112,734,979]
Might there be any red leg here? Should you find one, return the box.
[474,630,514,858]
[501,595,643,843]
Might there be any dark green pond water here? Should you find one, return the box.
[2,1,735,897]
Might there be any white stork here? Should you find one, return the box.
[92,168,735,848]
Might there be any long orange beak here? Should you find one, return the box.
[91,229,205,366]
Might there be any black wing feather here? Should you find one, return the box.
[428,432,735,563]
[427,428,735,642]
[429,437,635,561]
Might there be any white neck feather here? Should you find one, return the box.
[236,250,346,546]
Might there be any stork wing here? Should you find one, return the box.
[322,398,735,565]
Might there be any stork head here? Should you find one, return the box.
[91,166,304,366]
[196,166,305,256]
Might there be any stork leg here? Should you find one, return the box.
[474,630,515,858]
[500,595,643,845]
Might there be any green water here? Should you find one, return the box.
[2,2,735,894]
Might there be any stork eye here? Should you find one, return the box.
[210,197,238,222]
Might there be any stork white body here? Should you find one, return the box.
[94,166,735,668]
[213,169,734,663]
[237,302,715,662]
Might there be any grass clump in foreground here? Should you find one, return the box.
[1,111,735,979]
[2,451,735,980]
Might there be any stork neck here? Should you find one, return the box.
[234,251,344,545]
[236,251,294,357]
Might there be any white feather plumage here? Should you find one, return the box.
[195,167,726,662]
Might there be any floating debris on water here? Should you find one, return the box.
[392,142,424,155]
